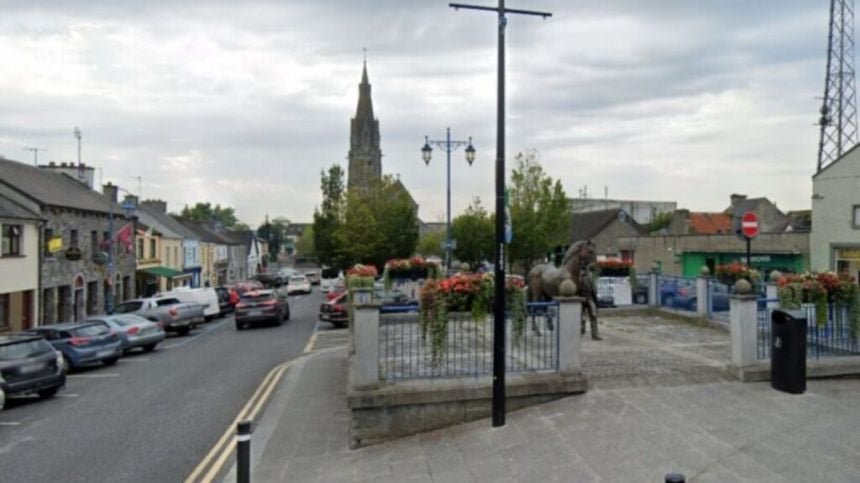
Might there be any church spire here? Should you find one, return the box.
[356,59,374,120]
[348,57,382,192]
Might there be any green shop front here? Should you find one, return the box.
[681,252,805,278]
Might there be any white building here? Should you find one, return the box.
[0,195,42,331]
[811,145,860,278]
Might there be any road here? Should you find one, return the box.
[0,289,331,483]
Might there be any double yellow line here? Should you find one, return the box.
[184,360,294,483]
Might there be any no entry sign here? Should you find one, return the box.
[741,212,759,238]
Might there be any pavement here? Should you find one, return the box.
[236,315,860,482]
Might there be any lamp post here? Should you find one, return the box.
[105,191,137,313]
[421,128,476,274]
[450,0,551,428]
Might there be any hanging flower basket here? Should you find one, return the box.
[777,271,860,331]
[715,262,761,286]
[597,259,633,277]
[346,264,377,291]
[383,256,441,288]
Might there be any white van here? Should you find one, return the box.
[320,267,344,294]
[159,286,221,320]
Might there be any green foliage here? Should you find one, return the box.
[451,197,494,270]
[176,202,246,229]
[338,176,419,270]
[313,165,347,270]
[647,211,673,234]
[256,216,291,261]
[417,229,445,258]
[294,225,315,259]
[508,150,570,273]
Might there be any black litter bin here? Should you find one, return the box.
[771,309,807,394]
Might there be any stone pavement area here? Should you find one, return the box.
[236,314,860,482]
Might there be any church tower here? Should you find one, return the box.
[348,61,382,192]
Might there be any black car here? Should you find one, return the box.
[0,334,66,404]
[251,273,286,288]
[235,289,290,330]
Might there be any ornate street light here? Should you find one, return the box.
[420,128,476,273]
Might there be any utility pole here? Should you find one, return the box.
[23,147,46,166]
[449,0,551,428]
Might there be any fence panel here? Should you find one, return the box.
[657,274,697,312]
[596,277,633,306]
[756,303,860,360]
[378,302,559,382]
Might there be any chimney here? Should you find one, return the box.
[103,183,118,203]
[730,194,747,206]
[142,199,167,214]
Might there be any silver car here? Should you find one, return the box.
[84,314,166,353]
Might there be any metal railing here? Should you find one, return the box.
[378,302,559,382]
[596,277,634,306]
[657,274,697,312]
[757,303,860,360]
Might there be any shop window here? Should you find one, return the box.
[2,224,22,256]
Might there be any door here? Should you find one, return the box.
[22,290,33,330]
[74,289,84,321]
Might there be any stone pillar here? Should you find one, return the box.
[730,294,760,368]
[766,283,779,310]
[352,302,381,389]
[556,296,584,374]
[648,272,658,307]
[696,277,709,316]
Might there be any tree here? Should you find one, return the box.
[176,202,247,229]
[452,197,494,269]
[508,149,570,274]
[257,216,290,261]
[417,229,445,258]
[646,211,673,234]
[338,176,419,269]
[295,225,316,260]
[313,165,347,269]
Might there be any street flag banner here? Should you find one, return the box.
[504,189,513,244]
[116,223,133,253]
[48,236,63,253]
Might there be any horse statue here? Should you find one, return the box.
[526,239,602,340]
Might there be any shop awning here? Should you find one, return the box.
[138,266,185,278]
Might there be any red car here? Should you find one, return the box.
[319,292,348,328]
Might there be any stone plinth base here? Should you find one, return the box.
[347,357,587,448]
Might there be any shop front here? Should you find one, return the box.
[833,246,860,280]
[682,252,805,279]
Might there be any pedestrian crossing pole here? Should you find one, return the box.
[449,0,551,428]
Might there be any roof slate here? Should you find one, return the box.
[570,209,646,241]
[0,157,124,215]
[0,193,43,221]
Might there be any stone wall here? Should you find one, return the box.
[593,218,644,257]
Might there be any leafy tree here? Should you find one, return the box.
[176,202,247,229]
[295,225,316,260]
[417,229,445,258]
[508,149,570,274]
[257,216,290,261]
[646,211,673,234]
[313,165,347,269]
[338,176,419,270]
[452,197,494,269]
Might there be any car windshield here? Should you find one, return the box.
[72,323,110,337]
[0,339,53,361]
[321,268,339,279]
[113,301,142,313]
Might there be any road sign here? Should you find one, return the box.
[741,212,759,238]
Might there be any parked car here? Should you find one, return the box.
[111,296,205,336]
[232,280,265,296]
[252,273,286,288]
[235,289,290,330]
[375,289,418,309]
[304,270,321,285]
[0,334,66,403]
[287,275,312,295]
[26,321,122,372]
[215,286,234,314]
[84,314,166,353]
[319,292,348,328]
[159,286,221,320]
[320,267,344,294]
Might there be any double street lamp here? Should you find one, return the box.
[421,128,476,273]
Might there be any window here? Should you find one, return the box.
[2,224,22,256]
[0,294,8,328]
[174,247,179,266]
[91,231,98,253]
[44,228,54,257]
[70,229,78,248]
[854,205,860,229]
[150,239,157,259]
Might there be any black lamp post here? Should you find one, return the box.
[421,128,476,274]
[449,0,551,428]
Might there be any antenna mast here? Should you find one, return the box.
[23,147,46,166]
[818,0,859,171]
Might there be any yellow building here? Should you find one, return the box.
[135,224,184,297]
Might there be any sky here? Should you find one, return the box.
[0,0,834,227]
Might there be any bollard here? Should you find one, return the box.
[237,420,253,483]
[665,473,685,483]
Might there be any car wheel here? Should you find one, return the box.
[38,387,59,399]
[284,308,291,321]
[142,343,157,353]
[177,327,191,337]
[235,320,245,331]
[664,295,674,307]
[102,356,119,367]
[276,312,284,326]
[62,355,72,373]
[635,292,647,304]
